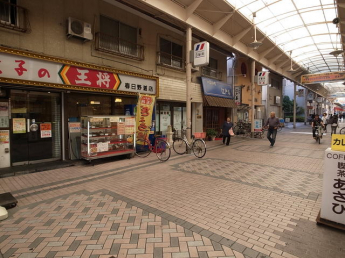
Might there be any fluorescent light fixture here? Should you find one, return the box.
[90,101,100,104]
[115,98,122,102]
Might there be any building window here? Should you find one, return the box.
[0,0,27,32]
[271,78,281,89]
[201,58,221,79]
[158,38,183,69]
[96,15,144,60]
[0,0,16,25]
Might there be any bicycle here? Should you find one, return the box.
[173,128,207,158]
[233,121,251,137]
[314,125,323,144]
[135,130,171,161]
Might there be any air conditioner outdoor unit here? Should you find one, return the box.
[67,17,93,41]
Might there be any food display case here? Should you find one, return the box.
[81,116,135,160]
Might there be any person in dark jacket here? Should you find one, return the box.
[264,112,280,147]
[222,117,233,146]
[331,114,339,135]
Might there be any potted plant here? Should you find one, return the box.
[206,128,217,141]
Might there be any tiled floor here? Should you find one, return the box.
[1,123,345,258]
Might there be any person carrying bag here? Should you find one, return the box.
[222,117,233,146]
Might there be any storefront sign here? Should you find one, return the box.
[13,118,26,134]
[301,71,345,84]
[331,134,345,152]
[0,52,157,95]
[136,94,155,140]
[307,92,314,100]
[321,148,345,224]
[193,41,210,67]
[254,119,262,132]
[117,74,156,95]
[234,86,242,105]
[0,130,9,143]
[257,71,269,85]
[201,77,233,99]
[40,123,52,138]
[68,122,81,133]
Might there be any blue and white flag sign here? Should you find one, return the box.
[193,41,209,67]
[201,77,233,99]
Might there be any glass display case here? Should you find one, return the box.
[81,116,135,160]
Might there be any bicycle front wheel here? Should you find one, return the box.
[173,138,188,155]
[155,139,171,162]
[192,139,206,158]
[135,139,151,158]
[340,127,345,134]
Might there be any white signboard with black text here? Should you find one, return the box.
[321,148,345,225]
[193,41,209,67]
[257,71,269,85]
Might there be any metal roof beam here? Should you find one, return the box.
[186,0,203,21]
[259,46,275,60]
[232,26,251,45]
[213,12,234,36]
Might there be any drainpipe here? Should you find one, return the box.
[186,26,192,142]
[293,83,296,128]
[251,59,255,137]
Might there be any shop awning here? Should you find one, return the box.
[203,95,237,108]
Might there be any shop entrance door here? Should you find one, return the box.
[10,90,61,165]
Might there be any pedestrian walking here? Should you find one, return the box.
[264,112,280,147]
[322,113,328,133]
[222,117,233,146]
[331,114,339,135]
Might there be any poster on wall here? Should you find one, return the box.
[160,111,171,133]
[40,123,52,138]
[68,122,81,133]
[13,118,26,134]
[0,130,9,143]
[0,117,9,128]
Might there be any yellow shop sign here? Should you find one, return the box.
[331,134,345,152]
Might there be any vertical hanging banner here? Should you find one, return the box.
[136,94,156,140]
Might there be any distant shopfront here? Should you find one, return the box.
[0,47,158,167]
[200,77,237,131]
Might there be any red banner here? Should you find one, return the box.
[59,65,120,90]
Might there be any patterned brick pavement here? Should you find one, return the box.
[1,123,345,258]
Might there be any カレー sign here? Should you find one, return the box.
[40,123,52,138]
[331,134,345,152]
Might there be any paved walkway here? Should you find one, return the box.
[1,123,345,258]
